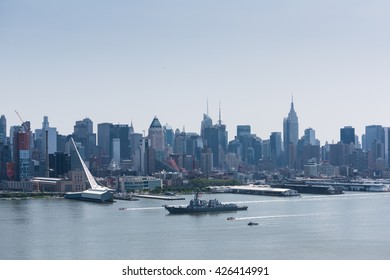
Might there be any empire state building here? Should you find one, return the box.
[283,98,299,167]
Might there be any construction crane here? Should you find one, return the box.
[15,110,29,131]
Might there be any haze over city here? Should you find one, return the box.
[1,0,390,143]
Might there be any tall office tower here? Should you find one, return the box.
[329,142,352,167]
[186,133,202,155]
[364,125,384,152]
[148,116,165,160]
[128,121,135,156]
[0,115,10,179]
[200,100,213,138]
[237,125,251,138]
[131,137,150,175]
[0,114,8,180]
[74,117,93,136]
[97,123,113,167]
[174,129,186,156]
[340,126,355,145]
[112,138,121,165]
[73,118,96,161]
[172,130,203,170]
[283,98,299,167]
[202,105,228,169]
[34,116,57,176]
[0,144,12,180]
[362,125,385,170]
[384,127,390,168]
[0,115,7,144]
[304,128,316,145]
[200,147,213,177]
[36,116,57,154]
[129,132,141,154]
[49,152,71,178]
[164,123,174,148]
[270,132,282,167]
[186,133,203,165]
[13,123,32,180]
[228,138,241,160]
[250,136,263,165]
[236,125,251,163]
[203,124,227,169]
[42,116,49,129]
[129,121,134,134]
[262,139,271,158]
[200,113,213,138]
[297,135,321,170]
[110,124,130,162]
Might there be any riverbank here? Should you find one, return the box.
[0,191,64,200]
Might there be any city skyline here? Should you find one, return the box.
[1,106,389,147]
[1,1,390,143]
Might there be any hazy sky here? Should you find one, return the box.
[1,0,389,144]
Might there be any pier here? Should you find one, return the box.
[273,184,344,195]
[227,185,300,197]
[133,194,185,200]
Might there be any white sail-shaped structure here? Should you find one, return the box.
[70,138,109,191]
[64,138,113,202]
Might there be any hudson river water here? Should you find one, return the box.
[1,192,390,260]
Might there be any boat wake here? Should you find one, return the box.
[119,207,163,211]
[226,192,388,205]
[233,212,329,221]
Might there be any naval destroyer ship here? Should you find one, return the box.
[164,191,248,214]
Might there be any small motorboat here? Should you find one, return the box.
[227,217,235,220]
[247,222,259,226]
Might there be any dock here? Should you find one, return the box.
[228,185,300,197]
[133,194,185,200]
[274,183,344,195]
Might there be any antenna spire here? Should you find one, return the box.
[218,100,222,125]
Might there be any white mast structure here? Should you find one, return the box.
[71,138,109,191]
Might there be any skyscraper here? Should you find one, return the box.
[0,144,11,180]
[340,126,355,145]
[0,115,10,180]
[283,98,299,167]
[200,100,213,138]
[36,116,57,155]
[97,122,112,167]
[201,113,213,138]
[110,124,130,162]
[364,125,385,169]
[33,116,58,176]
[237,125,251,138]
[203,124,227,169]
[304,128,316,146]
[202,104,228,169]
[201,147,213,177]
[236,125,251,163]
[364,125,384,152]
[164,123,174,148]
[13,123,32,180]
[0,115,7,144]
[73,118,96,161]
[148,116,165,160]
[270,132,282,167]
